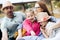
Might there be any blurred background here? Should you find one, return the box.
[0,0,60,18]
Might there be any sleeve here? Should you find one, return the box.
[50,16,56,22]
[0,19,7,33]
[22,13,26,21]
[51,16,60,22]
[23,20,33,33]
[14,11,26,21]
[55,18,60,22]
[17,23,23,30]
[45,22,55,30]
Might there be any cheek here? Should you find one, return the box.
[34,11,38,15]
[32,16,35,18]
[37,8,43,12]
[10,9,13,12]
[3,10,8,13]
[26,16,30,19]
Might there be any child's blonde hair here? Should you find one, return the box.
[25,8,34,15]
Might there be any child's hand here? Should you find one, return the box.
[30,31,36,36]
[16,36,22,40]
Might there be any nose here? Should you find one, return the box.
[8,8,11,11]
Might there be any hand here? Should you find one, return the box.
[16,36,22,40]
[30,31,36,36]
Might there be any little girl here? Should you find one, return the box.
[36,12,60,39]
[23,9,41,36]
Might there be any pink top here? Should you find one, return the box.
[23,19,40,36]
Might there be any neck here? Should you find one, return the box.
[31,19,35,23]
[7,14,14,19]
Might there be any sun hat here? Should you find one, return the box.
[1,1,14,11]
[36,12,51,22]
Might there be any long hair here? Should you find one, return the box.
[37,1,51,16]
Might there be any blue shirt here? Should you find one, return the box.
[1,12,25,38]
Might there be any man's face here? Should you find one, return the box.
[3,6,13,16]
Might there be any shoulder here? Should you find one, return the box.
[1,17,8,23]
[13,11,25,17]
[0,17,8,26]
[45,22,55,29]
[50,16,56,22]
[0,17,8,29]
[23,19,31,24]
[50,16,60,22]
[14,11,26,20]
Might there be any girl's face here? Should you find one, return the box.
[26,12,35,22]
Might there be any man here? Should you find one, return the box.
[1,1,25,40]
[0,30,2,40]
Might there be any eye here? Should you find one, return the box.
[9,6,13,9]
[4,6,13,10]
[4,7,8,10]
[27,16,30,18]
[31,14,34,17]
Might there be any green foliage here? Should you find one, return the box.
[14,5,23,11]
[56,2,60,7]
[54,0,60,1]
[53,1,60,8]
[24,3,35,9]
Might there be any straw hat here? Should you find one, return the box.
[36,12,51,22]
[1,1,14,11]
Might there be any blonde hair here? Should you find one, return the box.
[25,8,34,15]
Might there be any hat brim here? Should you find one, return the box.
[1,5,15,11]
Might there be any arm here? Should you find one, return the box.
[1,24,8,40]
[23,20,36,36]
[1,30,8,40]
[1,20,8,40]
[51,22,60,30]
[16,24,23,40]
[40,27,49,38]
[17,24,23,37]
[18,29,22,37]
[16,29,22,40]
[30,30,36,36]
